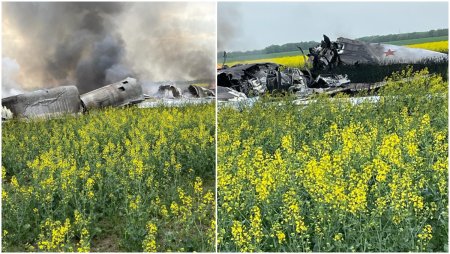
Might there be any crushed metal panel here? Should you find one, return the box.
[217,63,281,95]
[217,61,354,98]
[80,77,144,110]
[1,86,81,118]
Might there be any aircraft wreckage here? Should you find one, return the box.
[2,78,215,120]
[217,35,448,101]
[308,35,448,70]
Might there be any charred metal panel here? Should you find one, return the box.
[217,63,286,95]
[217,63,277,96]
[217,62,353,99]
[1,86,81,118]
[80,77,143,110]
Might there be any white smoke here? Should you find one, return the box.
[2,57,24,98]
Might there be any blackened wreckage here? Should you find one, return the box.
[217,35,447,101]
[2,78,215,120]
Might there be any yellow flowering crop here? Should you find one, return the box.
[218,68,447,252]
[407,40,448,53]
[227,55,308,68]
[2,103,215,252]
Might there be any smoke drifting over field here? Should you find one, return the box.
[217,5,242,52]
[2,2,215,96]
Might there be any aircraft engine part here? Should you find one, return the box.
[188,85,215,98]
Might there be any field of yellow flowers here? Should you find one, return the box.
[218,68,448,252]
[407,40,448,53]
[226,55,307,68]
[2,103,215,252]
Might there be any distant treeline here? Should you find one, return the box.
[357,28,448,43]
[220,41,319,60]
[220,28,448,59]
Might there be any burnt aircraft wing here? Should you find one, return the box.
[80,77,144,110]
[2,86,82,118]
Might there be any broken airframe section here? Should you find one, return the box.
[138,83,215,108]
[217,62,353,101]
[217,35,448,102]
[81,78,145,111]
[2,78,215,120]
[308,35,448,70]
[2,86,82,119]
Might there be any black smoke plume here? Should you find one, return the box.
[2,2,215,95]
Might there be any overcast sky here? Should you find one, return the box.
[218,2,448,52]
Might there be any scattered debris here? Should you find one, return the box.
[139,83,215,108]
[217,62,353,100]
[153,83,215,99]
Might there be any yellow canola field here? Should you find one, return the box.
[407,40,448,53]
[218,68,448,252]
[2,104,215,252]
[226,55,307,68]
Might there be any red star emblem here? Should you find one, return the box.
[384,49,395,56]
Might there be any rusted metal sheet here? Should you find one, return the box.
[80,77,144,110]
[1,86,81,118]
